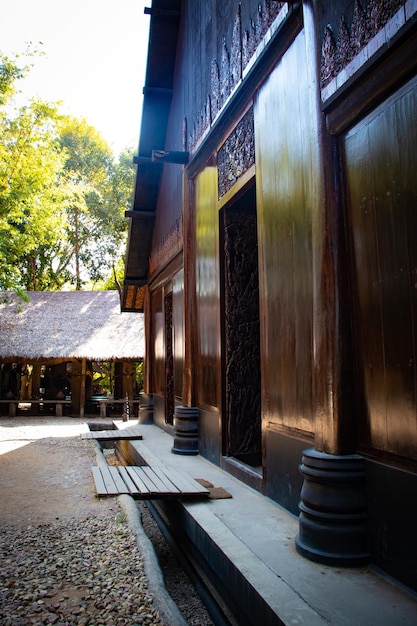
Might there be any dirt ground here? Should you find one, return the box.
[0,415,170,626]
[0,415,117,526]
[0,415,214,626]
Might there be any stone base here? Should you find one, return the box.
[172,406,199,455]
[295,448,370,566]
[138,393,154,424]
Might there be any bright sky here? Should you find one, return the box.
[0,0,150,156]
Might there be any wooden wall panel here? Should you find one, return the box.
[195,166,221,410]
[344,75,417,460]
[173,269,185,401]
[150,0,289,274]
[255,30,316,434]
[175,0,282,142]
[151,288,164,395]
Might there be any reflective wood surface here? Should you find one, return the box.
[255,31,317,435]
[344,75,417,460]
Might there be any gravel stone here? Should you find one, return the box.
[0,418,214,626]
[0,512,163,626]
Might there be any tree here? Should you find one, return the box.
[0,50,135,293]
[0,49,30,106]
[58,118,134,290]
[0,73,68,290]
[0,49,70,292]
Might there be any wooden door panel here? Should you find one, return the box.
[344,76,417,459]
[195,167,221,410]
[255,30,315,434]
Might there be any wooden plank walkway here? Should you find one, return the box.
[91,465,210,499]
[81,427,143,441]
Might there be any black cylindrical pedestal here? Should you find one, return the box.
[295,448,370,566]
[172,406,199,455]
[138,393,154,424]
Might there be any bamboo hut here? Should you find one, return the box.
[0,291,144,417]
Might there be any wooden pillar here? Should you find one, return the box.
[182,171,196,407]
[138,287,154,424]
[120,361,134,419]
[71,359,82,417]
[296,3,369,567]
[310,32,356,457]
[143,286,151,393]
[20,364,28,400]
[114,361,123,399]
[170,169,201,454]
[79,358,86,418]
[31,364,42,399]
[122,361,134,400]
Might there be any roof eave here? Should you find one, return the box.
[122,0,181,312]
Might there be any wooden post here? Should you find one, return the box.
[310,31,356,456]
[182,171,196,407]
[71,359,82,417]
[79,358,86,418]
[296,4,369,566]
[143,286,151,393]
[122,361,134,416]
[31,364,42,400]
[114,361,123,399]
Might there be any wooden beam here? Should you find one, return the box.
[144,7,180,18]
[124,209,155,218]
[142,86,173,96]
[132,155,153,164]
[152,150,189,164]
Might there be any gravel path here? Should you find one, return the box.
[0,417,214,626]
[0,513,161,626]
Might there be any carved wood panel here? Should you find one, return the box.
[222,195,261,458]
[217,106,255,198]
[187,1,286,153]
[321,0,407,89]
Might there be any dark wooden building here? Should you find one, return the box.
[123,0,417,593]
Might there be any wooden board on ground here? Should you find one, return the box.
[82,427,143,441]
[91,465,210,499]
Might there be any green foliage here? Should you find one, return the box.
[57,118,134,289]
[99,257,125,291]
[0,49,136,293]
[0,56,24,105]
[135,360,144,393]
[0,87,67,290]
[0,46,34,105]
[92,361,113,395]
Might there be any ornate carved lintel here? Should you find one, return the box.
[218,107,255,199]
[321,0,407,89]
[149,215,183,275]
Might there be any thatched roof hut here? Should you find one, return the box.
[0,290,144,361]
[0,291,145,417]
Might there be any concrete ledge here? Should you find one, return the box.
[116,424,417,626]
